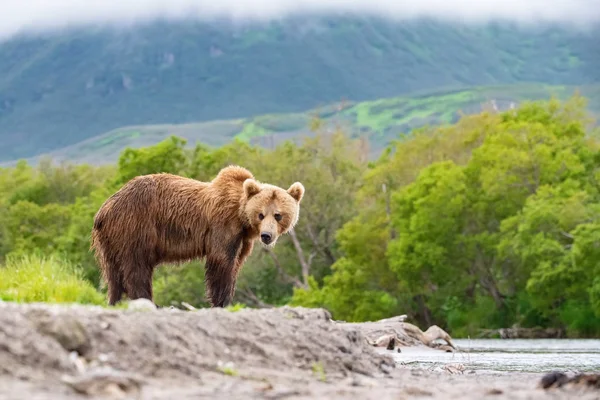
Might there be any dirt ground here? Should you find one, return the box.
[0,301,597,400]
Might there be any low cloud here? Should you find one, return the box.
[1,0,599,40]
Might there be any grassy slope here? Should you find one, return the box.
[8,83,597,166]
[0,17,598,162]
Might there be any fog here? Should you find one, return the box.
[1,0,599,40]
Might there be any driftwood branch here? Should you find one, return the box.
[180,302,197,311]
[288,229,311,287]
[236,288,274,309]
[382,183,396,240]
[334,315,456,352]
[264,248,305,289]
[307,251,317,268]
[560,231,574,240]
[304,222,337,265]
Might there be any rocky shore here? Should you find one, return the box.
[0,301,597,399]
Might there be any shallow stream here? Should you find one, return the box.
[388,339,600,374]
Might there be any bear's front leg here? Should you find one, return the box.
[204,254,238,308]
[203,230,250,307]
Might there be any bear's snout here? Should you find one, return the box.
[260,232,273,245]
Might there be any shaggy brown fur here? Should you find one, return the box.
[90,165,305,307]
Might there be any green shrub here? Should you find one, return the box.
[0,254,105,305]
[153,262,209,308]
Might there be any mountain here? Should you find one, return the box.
[4,83,598,167]
[0,16,598,162]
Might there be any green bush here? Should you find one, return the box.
[0,254,105,305]
[152,262,209,308]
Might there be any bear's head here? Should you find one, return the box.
[242,178,305,247]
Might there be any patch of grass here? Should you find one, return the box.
[253,114,309,132]
[311,361,327,382]
[235,122,269,141]
[217,363,239,376]
[0,254,105,305]
[339,83,595,141]
[225,303,247,312]
[343,91,470,134]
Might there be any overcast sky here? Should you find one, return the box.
[1,0,599,40]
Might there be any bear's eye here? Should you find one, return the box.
[274,213,282,222]
[258,213,265,220]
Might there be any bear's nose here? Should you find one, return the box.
[261,232,273,244]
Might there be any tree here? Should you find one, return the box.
[115,136,190,185]
[292,94,600,338]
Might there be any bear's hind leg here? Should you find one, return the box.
[122,257,155,304]
[107,275,125,306]
[99,251,126,306]
[123,270,154,303]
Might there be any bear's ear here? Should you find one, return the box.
[243,178,261,198]
[287,182,305,203]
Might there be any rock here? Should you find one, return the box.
[61,367,144,398]
[540,372,600,390]
[32,313,92,356]
[68,351,87,374]
[540,372,569,389]
[127,298,158,311]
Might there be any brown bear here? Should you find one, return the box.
[90,165,305,307]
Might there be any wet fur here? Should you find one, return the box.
[90,165,304,307]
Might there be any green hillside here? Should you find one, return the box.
[8,83,598,166]
[0,16,598,162]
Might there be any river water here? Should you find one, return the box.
[389,339,600,374]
